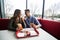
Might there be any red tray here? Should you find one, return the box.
[16,28,39,38]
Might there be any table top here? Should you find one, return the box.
[0,28,57,40]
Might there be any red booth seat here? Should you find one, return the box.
[0,19,10,30]
[0,19,60,39]
[38,19,60,39]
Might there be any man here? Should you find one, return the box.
[25,9,41,29]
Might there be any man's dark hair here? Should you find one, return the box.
[25,9,30,12]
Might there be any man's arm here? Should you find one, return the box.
[33,17,42,28]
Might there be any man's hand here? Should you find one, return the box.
[30,23,37,29]
[30,23,40,29]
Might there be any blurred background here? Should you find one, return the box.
[0,0,60,21]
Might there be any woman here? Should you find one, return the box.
[8,9,25,31]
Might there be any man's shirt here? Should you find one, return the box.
[25,16,41,28]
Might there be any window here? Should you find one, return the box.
[4,0,26,19]
[27,0,43,19]
[44,0,60,21]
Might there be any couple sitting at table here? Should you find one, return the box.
[8,9,41,31]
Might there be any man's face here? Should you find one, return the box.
[25,11,30,17]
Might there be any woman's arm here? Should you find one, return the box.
[21,18,27,28]
[8,19,17,31]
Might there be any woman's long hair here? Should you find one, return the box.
[12,9,21,20]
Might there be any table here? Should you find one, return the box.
[0,28,57,40]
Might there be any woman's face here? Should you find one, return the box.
[18,12,21,17]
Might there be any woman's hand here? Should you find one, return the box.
[17,24,23,31]
[16,27,19,31]
[21,17,25,22]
